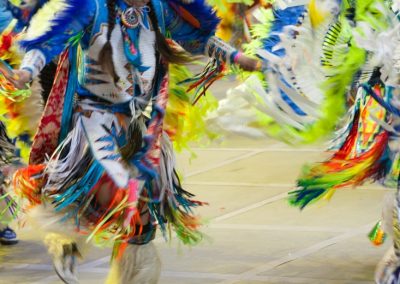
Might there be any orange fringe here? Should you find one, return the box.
[13,164,46,205]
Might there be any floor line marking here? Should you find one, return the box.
[161,271,371,284]
[217,222,376,284]
[213,192,289,222]
[9,187,387,281]
[185,150,266,178]
[21,265,372,284]
[79,192,288,269]
[185,181,295,188]
[208,223,352,233]
[189,147,324,152]
[183,181,391,191]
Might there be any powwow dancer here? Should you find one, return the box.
[234,0,400,283]
[207,0,400,282]
[5,0,261,282]
[0,0,50,245]
[0,0,20,246]
[208,0,355,142]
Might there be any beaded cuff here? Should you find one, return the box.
[20,49,46,79]
[205,36,240,65]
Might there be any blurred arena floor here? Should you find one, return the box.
[0,79,391,284]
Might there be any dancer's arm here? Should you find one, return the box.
[11,0,96,87]
[156,0,261,71]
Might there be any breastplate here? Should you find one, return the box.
[81,22,156,104]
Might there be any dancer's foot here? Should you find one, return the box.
[0,227,18,245]
[375,247,400,284]
[52,242,80,284]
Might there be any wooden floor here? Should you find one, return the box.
[0,79,391,283]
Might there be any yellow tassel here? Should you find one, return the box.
[309,0,329,28]
[214,0,236,42]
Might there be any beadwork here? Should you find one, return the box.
[121,7,140,28]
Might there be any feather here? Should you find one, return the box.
[211,2,362,144]
[20,0,94,49]
[164,63,217,152]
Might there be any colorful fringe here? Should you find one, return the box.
[0,184,19,225]
[133,75,205,245]
[182,58,227,104]
[13,74,205,251]
[368,220,387,246]
[164,63,218,152]
[0,23,42,163]
[289,84,390,209]
[0,28,31,102]
[259,2,365,144]
[13,164,45,206]
[212,0,398,145]
[210,2,357,143]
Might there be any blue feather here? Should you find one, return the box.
[263,6,306,56]
[19,0,95,50]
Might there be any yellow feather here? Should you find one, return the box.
[309,0,329,28]
[212,0,236,42]
[22,0,69,41]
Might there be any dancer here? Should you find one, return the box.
[236,1,400,283]
[0,0,31,246]
[0,0,55,245]
[207,0,400,282]
[6,0,260,282]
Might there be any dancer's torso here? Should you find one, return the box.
[78,1,157,107]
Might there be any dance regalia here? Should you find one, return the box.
[0,0,47,163]
[13,0,242,251]
[217,0,400,282]
[0,0,45,223]
[280,1,400,281]
[209,0,363,143]
[281,0,400,210]
[213,0,400,147]
[210,0,274,48]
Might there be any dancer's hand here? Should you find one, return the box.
[236,55,263,72]
[9,69,32,89]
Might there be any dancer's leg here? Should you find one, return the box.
[104,199,161,284]
[106,240,161,284]
[376,193,400,283]
[28,205,88,283]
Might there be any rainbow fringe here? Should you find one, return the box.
[368,220,387,246]
[0,28,40,163]
[13,164,45,206]
[289,84,390,209]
